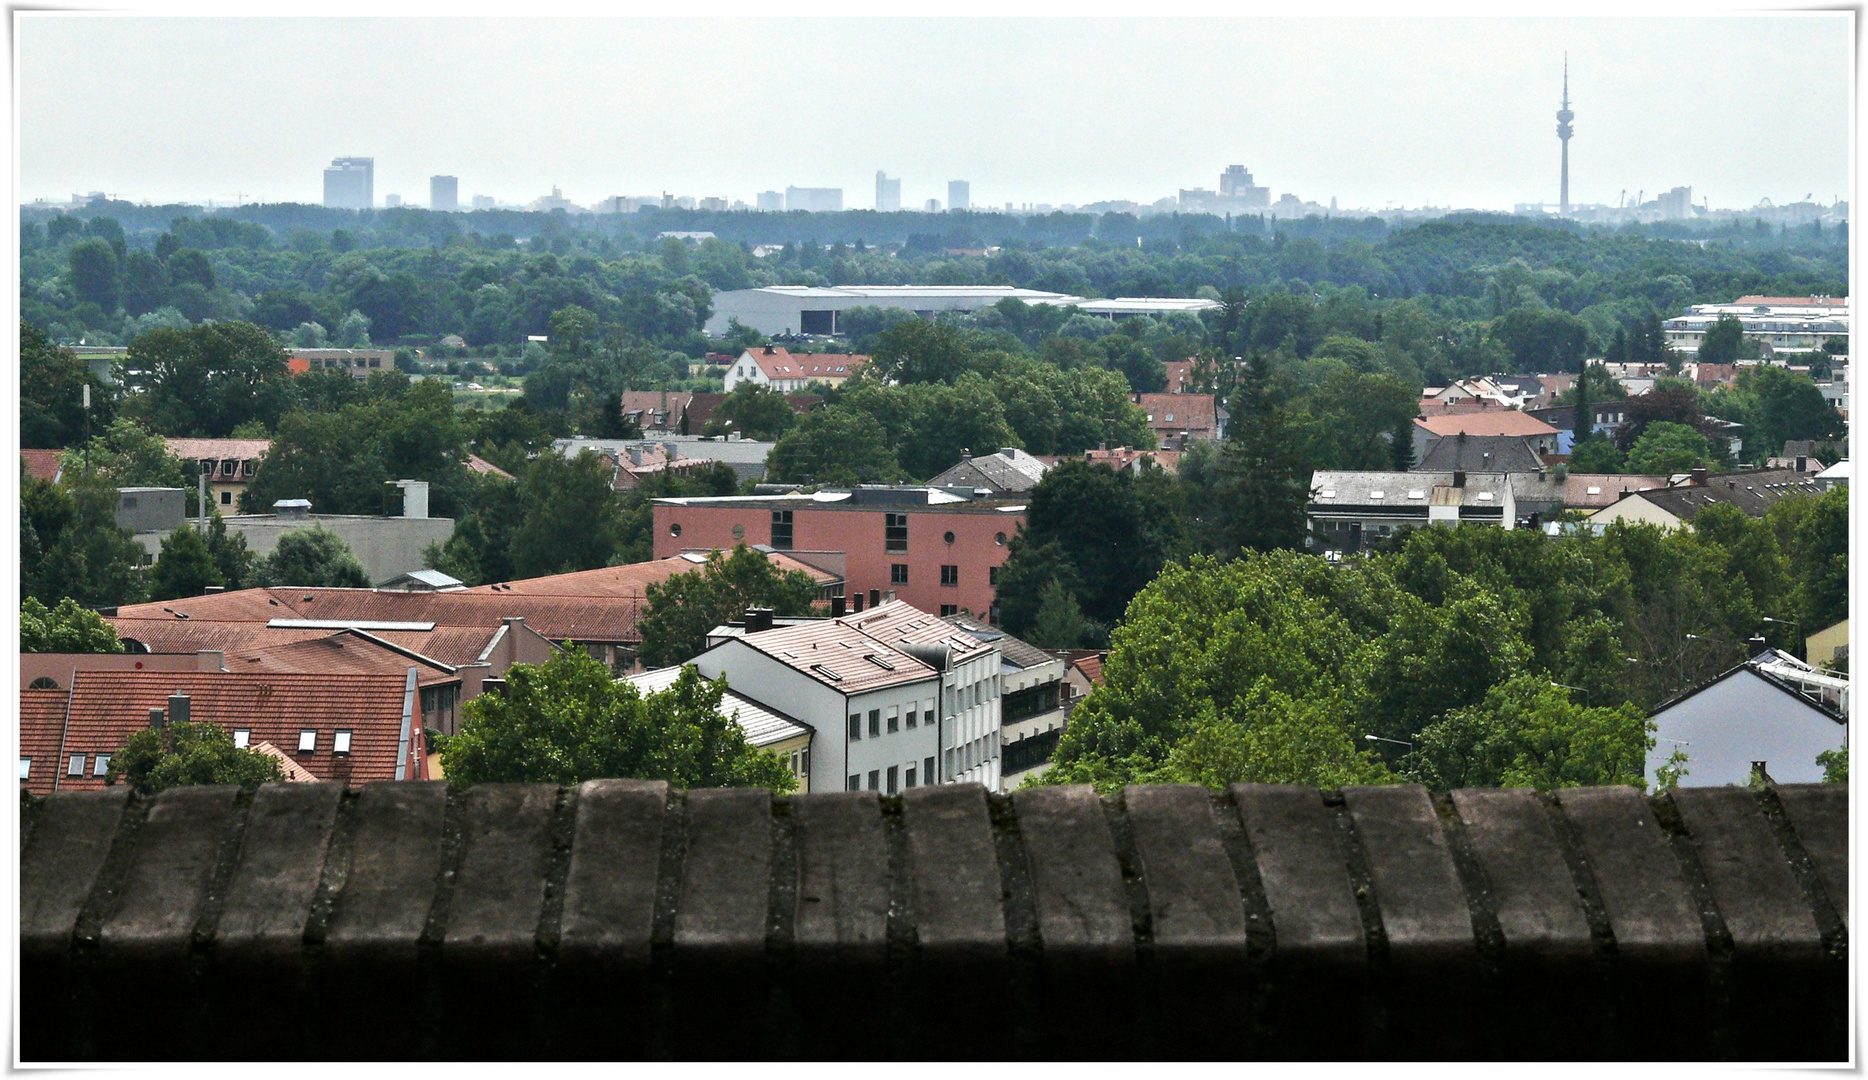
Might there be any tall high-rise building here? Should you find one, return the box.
[876,171,901,212]
[1217,165,1270,208]
[757,191,785,211]
[323,157,374,210]
[1556,55,1574,216]
[430,175,459,212]
[947,180,970,211]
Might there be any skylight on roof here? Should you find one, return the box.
[1407,490,1425,499]
[1476,492,1494,500]
[1587,486,1602,495]
[1319,489,1336,498]
[1369,490,1385,499]
[865,654,895,670]
[810,663,843,682]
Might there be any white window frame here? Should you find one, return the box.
[298,730,317,753]
[93,755,111,776]
[332,730,353,754]
[19,758,31,780]
[232,729,251,749]
[67,754,85,776]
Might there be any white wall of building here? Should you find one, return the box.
[1648,672,1846,787]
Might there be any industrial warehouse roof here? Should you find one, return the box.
[1074,297,1222,316]
[925,448,1052,494]
[730,285,1089,303]
[625,666,812,748]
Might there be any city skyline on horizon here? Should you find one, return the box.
[19,17,1850,215]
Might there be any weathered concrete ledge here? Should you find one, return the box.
[20,781,1847,1061]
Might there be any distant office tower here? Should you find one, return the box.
[431,175,459,212]
[1556,54,1574,215]
[1656,186,1692,219]
[471,194,495,210]
[1218,165,1271,208]
[876,171,901,212]
[785,186,843,212]
[757,191,785,211]
[384,194,402,208]
[948,180,970,211]
[323,157,374,209]
[925,198,941,213]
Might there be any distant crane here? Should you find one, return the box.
[1617,189,1626,208]
[1635,190,1643,207]
[219,192,247,206]
[1804,193,1813,203]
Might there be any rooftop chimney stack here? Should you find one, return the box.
[1691,467,1708,486]
[831,596,847,618]
[148,708,166,732]
[745,607,775,634]
[168,692,190,726]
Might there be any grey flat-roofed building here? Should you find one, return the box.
[704,285,1088,337]
[430,175,458,212]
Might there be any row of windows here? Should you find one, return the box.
[18,755,116,781]
[946,738,999,777]
[230,728,353,754]
[848,707,924,740]
[847,756,937,794]
[888,564,964,587]
[787,748,810,780]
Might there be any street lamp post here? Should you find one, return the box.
[1550,681,1589,705]
[1364,735,1413,750]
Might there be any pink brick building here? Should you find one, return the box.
[653,488,1026,622]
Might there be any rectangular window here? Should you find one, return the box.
[93,755,111,776]
[849,714,861,740]
[904,709,916,729]
[868,710,880,738]
[940,605,958,617]
[925,756,936,785]
[67,754,85,777]
[333,730,353,754]
[940,565,958,586]
[944,749,955,777]
[848,774,860,791]
[885,513,908,552]
[867,770,880,791]
[19,758,31,780]
[220,490,232,506]
[904,766,917,789]
[770,510,794,550]
[887,765,899,794]
[800,748,810,777]
[298,730,317,752]
[890,563,908,585]
[887,708,899,734]
[989,565,999,586]
[232,729,251,749]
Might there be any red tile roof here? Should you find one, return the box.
[249,741,320,783]
[1161,360,1196,394]
[740,347,870,381]
[20,449,64,485]
[225,631,458,686]
[164,438,273,462]
[1072,654,1105,686]
[1130,393,1219,436]
[53,670,419,791]
[20,689,70,797]
[1415,411,1559,439]
[466,454,513,479]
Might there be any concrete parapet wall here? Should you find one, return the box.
[20,781,1847,1061]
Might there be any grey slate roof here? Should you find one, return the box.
[1415,435,1545,474]
[926,448,1051,494]
[1633,469,1823,521]
[939,613,1056,671]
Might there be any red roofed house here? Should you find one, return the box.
[164,437,273,511]
[1413,410,1561,462]
[20,449,64,485]
[20,670,424,797]
[1129,392,1225,444]
[725,346,870,392]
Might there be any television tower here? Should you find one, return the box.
[1556,54,1574,215]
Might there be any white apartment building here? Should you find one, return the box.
[1662,295,1849,356]
[688,600,1004,793]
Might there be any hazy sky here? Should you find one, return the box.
[17,15,1852,213]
